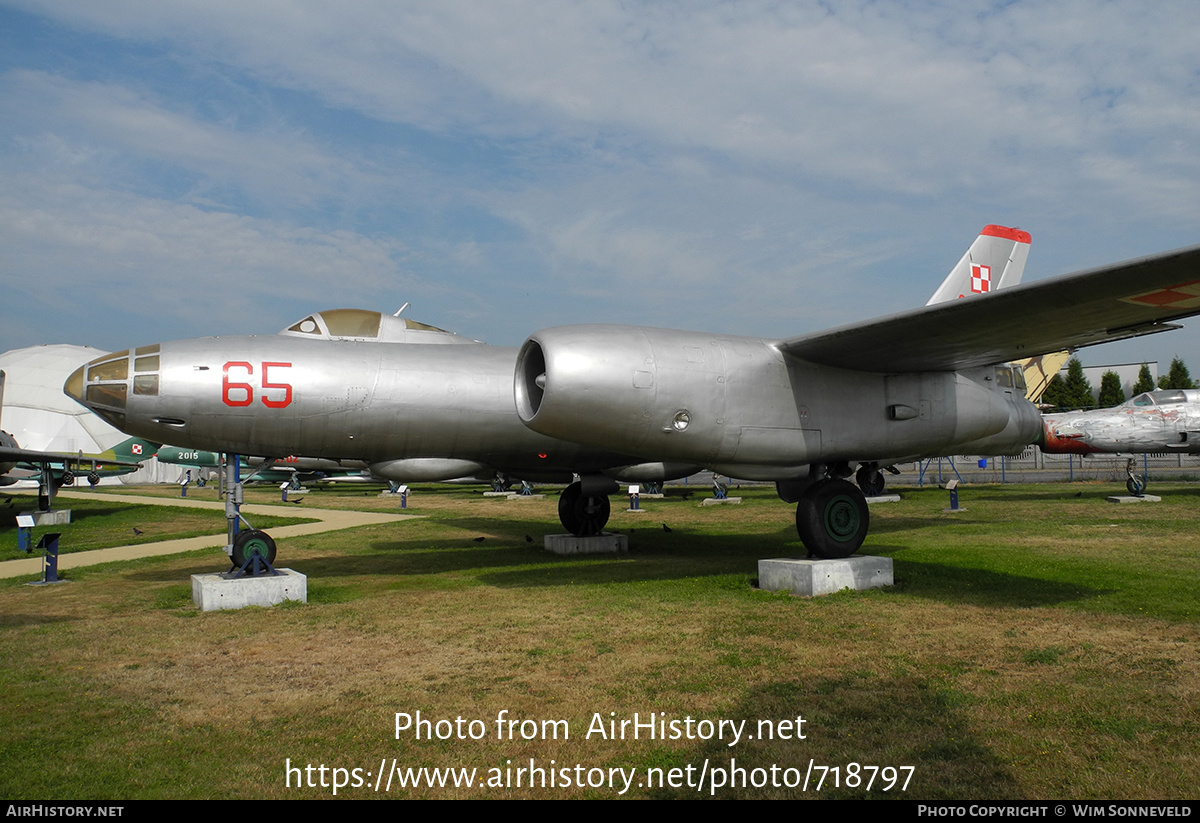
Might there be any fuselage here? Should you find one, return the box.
[64,321,653,483]
[65,309,1042,487]
[1040,389,1200,455]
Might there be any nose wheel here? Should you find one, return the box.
[231,529,277,569]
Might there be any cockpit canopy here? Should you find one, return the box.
[1128,389,1196,408]
[278,309,477,345]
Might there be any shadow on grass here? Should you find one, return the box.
[214,511,1107,611]
[648,672,1021,799]
[889,559,1106,609]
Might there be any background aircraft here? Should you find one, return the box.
[1,371,145,509]
[1039,388,1200,494]
[66,233,1199,559]
[155,446,372,486]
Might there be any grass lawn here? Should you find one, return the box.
[0,494,316,559]
[0,481,1194,799]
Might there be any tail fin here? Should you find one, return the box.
[1016,350,1071,403]
[926,225,1031,305]
[106,437,159,461]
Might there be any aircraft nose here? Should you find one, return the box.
[64,363,87,405]
[63,347,153,430]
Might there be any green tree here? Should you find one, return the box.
[1041,374,1069,409]
[1062,357,1094,409]
[1163,357,1197,389]
[1098,370,1125,407]
[1132,363,1155,395]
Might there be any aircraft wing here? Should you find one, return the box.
[780,245,1200,372]
[0,446,143,469]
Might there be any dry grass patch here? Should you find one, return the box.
[0,482,1195,798]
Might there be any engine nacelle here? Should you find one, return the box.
[517,325,783,469]
[517,325,1043,478]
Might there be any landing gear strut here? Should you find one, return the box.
[1125,458,1146,497]
[558,481,611,536]
[795,477,869,559]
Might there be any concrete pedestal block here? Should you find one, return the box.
[865,494,902,504]
[23,509,72,526]
[758,555,893,597]
[700,497,742,506]
[544,533,628,555]
[1106,494,1161,504]
[191,568,308,612]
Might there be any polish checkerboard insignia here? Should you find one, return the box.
[970,264,991,294]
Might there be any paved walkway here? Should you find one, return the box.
[1,490,420,579]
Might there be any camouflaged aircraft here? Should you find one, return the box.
[1,371,146,509]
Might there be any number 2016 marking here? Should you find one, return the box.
[222,361,293,408]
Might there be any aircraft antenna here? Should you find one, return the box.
[394,303,410,317]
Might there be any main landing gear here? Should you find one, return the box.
[792,467,870,559]
[855,461,900,497]
[558,480,612,536]
[855,464,886,497]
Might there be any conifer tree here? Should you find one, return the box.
[1040,374,1069,409]
[1098,371,1125,407]
[1061,358,1094,409]
[1164,357,1197,389]
[1132,363,1155,395]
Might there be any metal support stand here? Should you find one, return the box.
[38,532,61,583]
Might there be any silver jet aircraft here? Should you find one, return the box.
[65,232,1199,559]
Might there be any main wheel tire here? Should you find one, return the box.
[557,481,611,536]
[855,466,886,497]
[796,478,869,559]
[572,493,610,536]
[232,529,277,569]
[558,482,583,534]
[1126,475,1146,496]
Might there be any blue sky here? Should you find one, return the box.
[1,1,1197,375]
